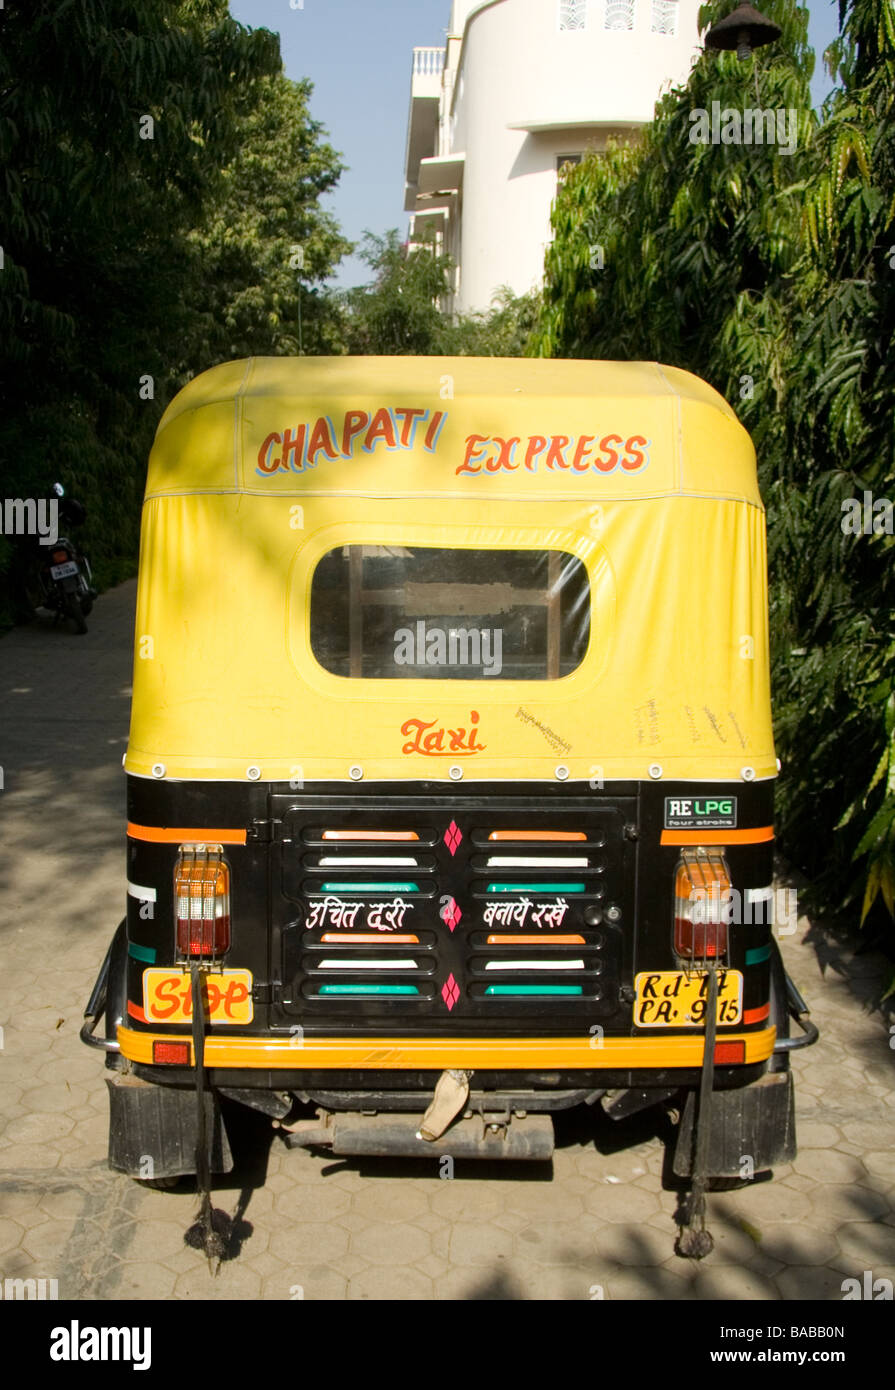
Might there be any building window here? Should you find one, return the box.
[559,0,587,31]
[650,0,677,33]
[556,153,583,175]
[604,0,635,30]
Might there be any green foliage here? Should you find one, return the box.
[531,0,895,979]
[442,286,542,357]
[338,231,540,357]
[184,73,351,362]
[339,230,455,355]
[0,2,348,622]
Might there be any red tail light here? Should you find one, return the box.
[52,549,69,563]
[674,848,731,962]
[175,844,231,959]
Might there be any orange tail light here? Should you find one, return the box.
[175,844,231,959]
[674,848,731,962]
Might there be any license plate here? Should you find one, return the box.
[633,969,743,1027]
[50,560,78,580]
[142,968,253,1025]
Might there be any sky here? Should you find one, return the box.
[229,0,844,291]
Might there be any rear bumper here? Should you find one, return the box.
[116,1023,777,1070]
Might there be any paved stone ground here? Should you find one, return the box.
[1,581,894,1300]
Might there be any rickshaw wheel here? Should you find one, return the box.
[139,1176,182,1191]
[63,591,88,634]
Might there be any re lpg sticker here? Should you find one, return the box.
[664,797,738,830]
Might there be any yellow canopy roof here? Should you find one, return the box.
[146,355,762,505]
[127,357,774,784]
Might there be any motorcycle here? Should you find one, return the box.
[16,484,97,634]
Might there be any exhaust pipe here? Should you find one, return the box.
[283,1111,554,1161]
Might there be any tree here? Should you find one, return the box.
[339,229,455,355]
[0,2,350,614]
[184,72,351,364]
[529,0,895,978]
[338,231,542,358]
[442,286,541,357]
[779,0,895,958]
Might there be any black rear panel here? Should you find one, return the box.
[271,789,638,1035]
[124,776,775,1052]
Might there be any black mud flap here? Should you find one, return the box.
[107,1074,233,1180]
[673,1071,796,1179]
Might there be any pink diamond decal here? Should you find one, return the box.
[443,820,463,856]
[442,897,462,932]
[441,973,460,1011]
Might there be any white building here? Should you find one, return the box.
[404,0,704,314]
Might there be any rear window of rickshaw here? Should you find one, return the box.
[309,545,590,680]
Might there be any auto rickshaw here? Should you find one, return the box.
[82,355,817,1257]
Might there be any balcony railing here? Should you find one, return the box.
[412,46,445,78]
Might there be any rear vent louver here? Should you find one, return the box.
[298,827,436,1000]
[284,815,626,1016]
[467,827,606,1000]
